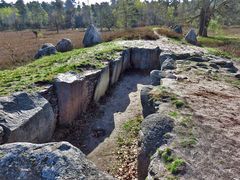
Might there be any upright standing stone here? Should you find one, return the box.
[185,29,198,45]
[83,24,102,47]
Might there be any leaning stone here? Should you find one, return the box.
[56,38,73,52]
[150,70,161,86]
[0,92,56,144]
[83,24,102,47]
[34,43,57,59]
[0,141,114,180]
[138,114,174,180]
[185,29,198,45]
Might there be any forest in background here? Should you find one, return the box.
[0,0,240,36]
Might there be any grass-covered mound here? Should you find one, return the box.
[0,42,124,96]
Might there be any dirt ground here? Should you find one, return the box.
[161,61,240,179]
[53,71,151,178]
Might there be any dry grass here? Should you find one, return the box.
[0,27,158,70]
[155,27,183,40]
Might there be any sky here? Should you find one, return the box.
[4,0,111,5]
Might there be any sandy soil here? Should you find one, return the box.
[161,62,240,179]
[84,72,150,172]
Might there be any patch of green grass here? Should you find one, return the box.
[122,115,143,137]
[117,115,143,147]
[167,158,185,175]
[172,99,185,109]
[198,35,240,60]
[179,116,193,128]
[158,147,186,175]
[168,111,179,118]
[0,42,124,96]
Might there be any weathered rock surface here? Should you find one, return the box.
[185,29,198,45]
[138,114,174,180]
[131,47,161,70]
[173,25,183,34]
[109,58,123,85]
[56,38,73,52]
[94,66,110,102]
[83,24,102,47]
[34,43,57,59]
[0,92,56,144]
[147,146,187,179]
[121,49,131,72]
[54,71,100,125]
[140,86,155,118]
[159,53,176,68]
[150,70,162,86]
[210,59,238,73]
[161,58,176,71]
[0,141,114,180]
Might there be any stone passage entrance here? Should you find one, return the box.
[54,71,150,174]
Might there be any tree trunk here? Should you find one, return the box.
[198,6,211,37]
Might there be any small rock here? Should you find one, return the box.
[56,38,73,52]
[34,43,57,59]
[196,63,208,69]
[159,53,176,67]
[188,56,208,62]
[0,126,4,144]
[235,73,240,79]
[150,70,161,86]
[83,24,102,47]
[209,63,219,69]
[161,58,176,71]
[185,29,198,45]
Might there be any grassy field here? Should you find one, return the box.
[0,27,158,70]
[0,26,239,96]
[0,42,124,96]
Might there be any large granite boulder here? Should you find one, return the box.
[83,24,102,47]
[0,92,56,144]
[131,47,161,70]
[138,114,174,180]
[0,141,114,180]
[34,43,57,59]
[56,38,73,52]
[185,29,198,45]
[54,71,100,126]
